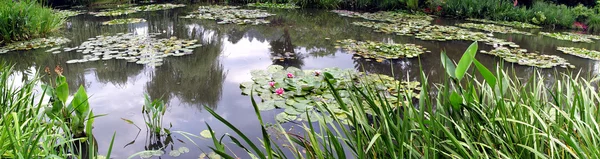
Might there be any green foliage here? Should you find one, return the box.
[0,0,64,43]
[201,41,600,158]
[529,1,577,27]
[43,66,94,137]
[0,63,113,158]
[142,95,169,135]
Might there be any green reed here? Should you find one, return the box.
[0,0,64,43]
[0,63,114,158]
[202,41,600,158]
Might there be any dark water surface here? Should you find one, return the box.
[2,4,600,158]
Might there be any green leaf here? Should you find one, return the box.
[441,51,456,78]
[450,92,463,110]
[275,112,296,123]
[455,42,478,81]
[55,82,69,103]
[473,59,496,88]
[257,100,275,111]
[70,86,90,119]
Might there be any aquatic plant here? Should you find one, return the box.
[91,3,185,17]
[540,32,594,43]
[351,21,423,35]
[457,23,533,35]
[332,10,432,26]
[557,47,600,60]
[414,25,520,47]
[481,46,574,68]
[204,41,600,158]
[247,2,300,9]
[239,65,420,123]
[142,95,169,135]
[65,33,201,66]
[0,0,64,42]
[563,32,600,40]
[0,37,71,54]
[101,18,146,25]
[181,5,274,25]
[337,39,427,60]
[54,9,83,18]
[0,64,115,159]
[467,18,542,29]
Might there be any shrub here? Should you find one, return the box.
[0,0,64,43]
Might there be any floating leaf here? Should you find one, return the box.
[169,150,181,157]
[200,130,213,139]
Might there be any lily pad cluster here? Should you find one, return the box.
[337,39,427,60]
[91,3,185,16]
[540,32,594,43]
[65,33,201,66]
[0,37,71,54]
[239,65,421,123]
[54,9,82,18]
[332,10,432,26]
[467,18,541,29]
[181,5,274,25]
[247,2,299,9]
[562,32,600,41]
[557,47,600,60]
[352,21,423,36]
[481,47,574,68]
[457,23,532,35]
[101,18,146,25]
[414,25,519,47]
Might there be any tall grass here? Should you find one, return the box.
[0,0,64,43]
[200,42,600,158]
[0,64,115,158]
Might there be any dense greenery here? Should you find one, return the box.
[0,0,64,43]
[0,64,114,158]
[202,42,600,158]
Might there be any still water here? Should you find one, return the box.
[2,4,600,158]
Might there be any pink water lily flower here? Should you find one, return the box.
[268,81,276,87]
[314,70,321,76]
[287,73,294,78]
[275,88,285,95]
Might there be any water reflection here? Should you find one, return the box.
[2,4,600,158]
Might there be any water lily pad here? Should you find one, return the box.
[557,47,600,60]
[200,129,213,138]
[457,23,532,35]
[338,39,426,59]
[91,3,185,17]
[467,18,541,29]
[102,18,146,25]
[0,37,71,54]
[169,150,181,157]
[483,47,575,68]
[181,5,274,25]
[247,2,299,9]
[67,33,199,66]
[240,65,420,123]
[54,9,82,18]
[540,32,594,43]
[178,147,189,153]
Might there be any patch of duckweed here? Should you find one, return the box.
[247,2,299,9]
[0,37,71,54]
[557,47,600,60]
[92,3,185,16]
[467,18,541,29]
[181,5,274,25]
[482,47,574,68]
[457,23,532,35]
[102,18,146,25]
[337,39,427,60]
[240,65,421,123]
[65,33,201,66]
[54,9,82,18]
[540,32,594,43]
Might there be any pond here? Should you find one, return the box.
[2,3,600,158]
